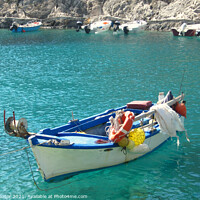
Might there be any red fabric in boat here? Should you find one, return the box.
[127,101,152,110]
[95,139,110,144]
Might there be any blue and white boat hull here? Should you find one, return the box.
[12,25,41,32]
[10,21,42,32]
[28,128,169,182]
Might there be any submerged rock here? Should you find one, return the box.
[0,0,199,31]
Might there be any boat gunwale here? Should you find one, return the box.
[29,105,157,149]
[29,125,160,149]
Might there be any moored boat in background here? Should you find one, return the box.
[76,20,112,34]
[10,21,42,32]
[113,20,147,34]
[171,23,200,37]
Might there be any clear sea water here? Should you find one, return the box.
[0,29,199,200]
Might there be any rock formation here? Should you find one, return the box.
[0,0,200,30]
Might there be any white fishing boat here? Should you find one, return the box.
[171,23,200,37]
[76,20,112,34]
[113,20,147,34]
[4,91,189,182]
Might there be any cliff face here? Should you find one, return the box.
[0,0,200,30]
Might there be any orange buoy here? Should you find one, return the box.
[175,101,187,118]
[109,111,135,143]
[121,111,134,123]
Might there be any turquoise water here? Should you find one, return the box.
[0,29,199,200]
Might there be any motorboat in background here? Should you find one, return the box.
[10,21,42,32]
[113,20,147,34]
[171,23,200,37]
[76,20,112,34]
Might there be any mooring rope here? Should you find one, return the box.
[1,140,94,191]
[25,146,74,191]
[0,146,30,157]
[179,69,186,95]
[24,147,95,191]
[24,147,44,191]
[0,140,50,157]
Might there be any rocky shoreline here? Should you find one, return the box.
[1,16,200,32]
[0,0,199,31]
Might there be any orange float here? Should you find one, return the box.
[109,111,135,143]
[175,101,187,118]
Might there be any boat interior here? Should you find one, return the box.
[38,103,155,139]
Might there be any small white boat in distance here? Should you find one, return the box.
[91,20,112,34]
[76,20,112,34]
[117,20,147,34]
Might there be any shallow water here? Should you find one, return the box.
[0,29,199,200]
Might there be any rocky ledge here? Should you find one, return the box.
[0,0,200,31]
